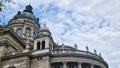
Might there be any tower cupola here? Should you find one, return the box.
[34,23,54,51]
[39,23,51,36]
[23,4,33,13]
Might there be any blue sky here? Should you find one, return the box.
[0,0,120,68]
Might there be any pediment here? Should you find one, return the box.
[0,29,26,52]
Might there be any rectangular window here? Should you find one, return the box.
[8,66,15,68]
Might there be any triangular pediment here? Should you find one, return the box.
[0,29,26,52]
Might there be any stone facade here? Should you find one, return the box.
[0,5,108,68]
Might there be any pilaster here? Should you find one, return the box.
[78,62,82,68]
[63,62,67,68]
[91,64,94,68]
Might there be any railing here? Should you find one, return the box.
[4,49,50,56]
[4,49,103,61]
[51,49,103,61]
[32,49,50,55]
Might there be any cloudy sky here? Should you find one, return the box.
[0,0,120,68]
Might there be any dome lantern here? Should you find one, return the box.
[23,4,33,14]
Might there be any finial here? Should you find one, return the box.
[62,43,65,49]
[24,3,33,13]
[17,11,21,15]
[74,43,78,49]
[44,21,46,27]
[37,18,39,22]
[99,53,102,57]
[94,49,97,55]
[86,46,89,52]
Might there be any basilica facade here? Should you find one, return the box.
[0,5,108,68]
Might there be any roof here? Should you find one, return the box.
[9,5,39,24]
[14,12,37,21]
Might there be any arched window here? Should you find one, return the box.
[16,28,22,36]
[32,32,36,38]
[26,27,31,35]
[37,42,40,50]
[42,41,45,49]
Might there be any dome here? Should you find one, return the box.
[14,12,37,21]
[12,5,38,22]
[40,26,50,32]
[38,23,51,36]
[40,23,51,33]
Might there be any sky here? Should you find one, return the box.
[0,0,120,68]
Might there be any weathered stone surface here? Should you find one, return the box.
[2,57,30,68]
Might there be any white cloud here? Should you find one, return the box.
[1,0,120,68]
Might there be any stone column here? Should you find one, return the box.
[78,62,82,68]
[34,41,37,50]
[40,41,42,49]
[60,64,63,68]
[63,62,67,68]
[0,58,1,68]
[91,64,94,68]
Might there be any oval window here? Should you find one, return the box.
[16,28,22,36]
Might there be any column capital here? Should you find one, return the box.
[91,64,94,68]
[78,62,82,64]
[62,61,67,64]
[63,62,67,68]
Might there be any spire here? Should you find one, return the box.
[39,21,51,36]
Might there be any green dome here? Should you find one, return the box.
[12,5,39,22]
[8,5,40,28]
[14,12,37,21]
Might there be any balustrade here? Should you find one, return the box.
[51,62,100,68]
[51,49,103,61]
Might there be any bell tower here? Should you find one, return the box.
[34,23,54,50]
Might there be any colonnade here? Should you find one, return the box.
[51,62,102,68]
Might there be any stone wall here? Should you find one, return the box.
[2,56,30,68]
[31,56,50,68]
